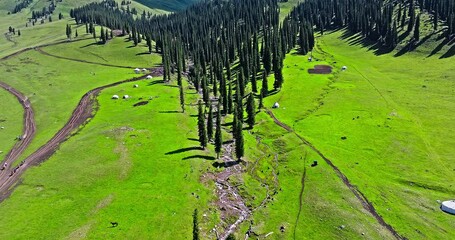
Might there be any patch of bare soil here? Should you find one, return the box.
[308,65,333,74]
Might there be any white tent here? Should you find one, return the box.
[146,75,153,79]
[342,66,348,70]
[133,84,139,88]
[272,102,280,108]
[123,95,130,99]
[134,68,141,74]
[112,95,119,99]
[441,200,455,214]
[142,68,147,72]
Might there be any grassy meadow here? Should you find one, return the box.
[0,34,160,165]
[0,0,454,239]
[0,88,24,157]
[259,29,455,239]
[0,77,219,239]
[0,0,166,59]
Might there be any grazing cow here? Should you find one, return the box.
[110,222,118,227]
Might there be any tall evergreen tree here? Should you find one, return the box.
[235,117,244,160]
[179,85,185,113]
[414,14,421,41]
[261,71,268,97]
[207,104,214,140]
[246,93,256,128]
[197,101,207,149]
[227,81,233,114]
[100,26,105,43]
[214,103,222,159]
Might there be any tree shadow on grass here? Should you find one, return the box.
[212,160,239,168]
[80,42,102,48]
[427,38,450,57]
[187,138,199,142]
[338,29,394,56]
[136,52,152,56]
[148,80,165,86]
[159,110,181,114]
[440,40,455,59]
[183,155,216,161]
[395,32,437,57]
[164,84,179,88]
[223,140,234,144]
[165,146,202,155]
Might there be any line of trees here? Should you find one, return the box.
[70,0,455,162]
[70,0,310,161]
[12,0,33,14]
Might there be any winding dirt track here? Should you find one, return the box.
[265,109,402,240]
[0,82,36,179]
[35,48,140,69]
[0,71,161,201]
[0,38,91,61]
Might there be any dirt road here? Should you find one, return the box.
[0,71,161,201]
[265,109,403,240]
[0,82,36,182]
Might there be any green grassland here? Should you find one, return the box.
[42,35,162,68]
[0,39,156,165]
[0,78,218,239]
[234,113,394,239]
[0,1,454,239]
[0,0,166,58]
[0,88,24,157]
[258,29,455,239]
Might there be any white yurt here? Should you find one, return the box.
[342,66,348,71]
[112,95,119,99]
[142,68,147,72]
[441,200,455,214]
[123,95,130,99]
[133,84,139,88]
[272,102,280,108]
[134,68,141,74]
[146,75,153,79]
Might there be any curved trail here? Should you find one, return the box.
[0,71,161,201]
[0,82,36,179]
[265,109,402,240]
[35,48,142,69]
[0,38,91,61]
[293,151,307,240]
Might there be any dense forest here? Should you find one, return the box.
[71,0,455,158]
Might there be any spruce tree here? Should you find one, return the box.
[179,85,185,113]
[258,92,264,109]
[414,15,420,41]
[407,3,415,32]
[273,67,283,89]
[261,71,268,97]
[235,117,244,160]
[100,27,105,43]
[197,101,207,149]
[433,9,438,31]
[214,103,222,159]
[227,81,233,114]
[246,93,256,128]
[207,104,214,140]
